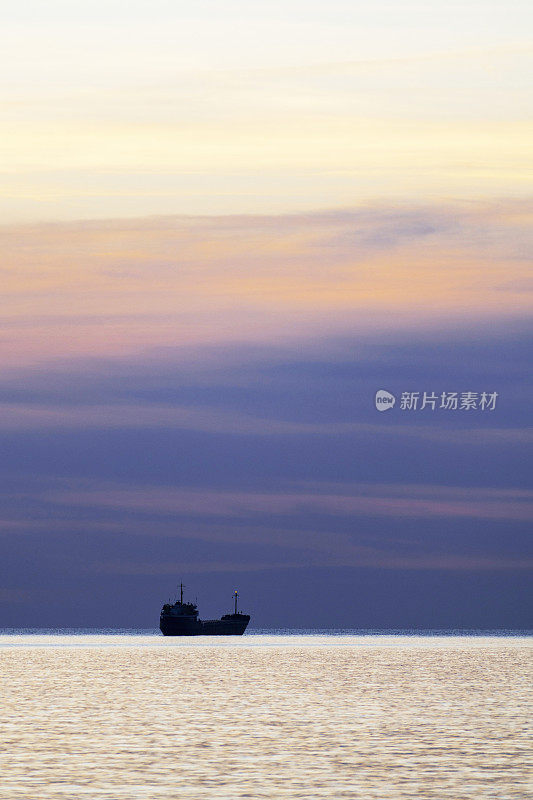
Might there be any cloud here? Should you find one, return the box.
[94,553,533,575]
[1,200,531,368]
[0,400,530,446]
[47,482,533,523]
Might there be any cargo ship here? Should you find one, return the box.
[159,584,250,636]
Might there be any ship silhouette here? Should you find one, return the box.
[160,583,250,636]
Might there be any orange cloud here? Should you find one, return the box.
[1,200,531,368]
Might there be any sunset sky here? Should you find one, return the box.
[1,0,531,627]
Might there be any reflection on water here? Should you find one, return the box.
[1,633,531,799]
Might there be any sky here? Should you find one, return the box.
[0,1,532,628]
[2,0,532,219]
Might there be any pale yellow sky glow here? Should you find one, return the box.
[1,1,532,220]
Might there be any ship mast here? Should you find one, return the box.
[180,582,184,604]
[234,590,238,615]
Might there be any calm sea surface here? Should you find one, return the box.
[1,631,531,799]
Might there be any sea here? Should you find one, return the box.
[1,630,531,799]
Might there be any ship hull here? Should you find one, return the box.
[160,613,250,636]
